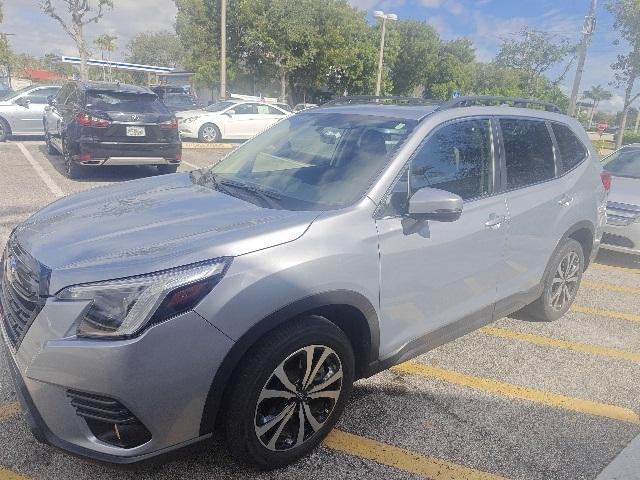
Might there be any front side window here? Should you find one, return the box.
[602,148,640,179]
[410,119,494,200]
[552,123,588,172]
[501,118,556,189]
[198,113,416,210]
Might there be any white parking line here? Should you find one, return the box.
[16,143,64,198]
[181,160,199,170]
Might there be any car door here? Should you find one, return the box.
[254,104,288,133]
[494,117,569,314]
[15,87,61,134]
[223,103,261,138]
[375,118,509,358]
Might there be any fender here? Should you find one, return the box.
[198,289,380,435]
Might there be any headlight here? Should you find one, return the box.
[182,116,198,124]
[56,258,231,339]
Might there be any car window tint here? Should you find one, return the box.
[54,84,72,105]
[86,91,170,114]
[551,123,588,172]
[410,119,494,200]
[501,118,555,189]
[234,103,257,114]
[25,87,60,104]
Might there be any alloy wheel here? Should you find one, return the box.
[549,251,580,311]
[254,345,343,452]
[201,126,217,142]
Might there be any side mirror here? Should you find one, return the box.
[226,109,236,116]
[47,95,57,106]
[408,187,463,222]
[15,97,31,108]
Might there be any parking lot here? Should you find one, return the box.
[0,139,639,480]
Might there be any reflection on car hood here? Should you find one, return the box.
[175,109,209,118]
[13,172,319,293]
[609,175,640,207]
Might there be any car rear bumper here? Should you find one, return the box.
[76,141,182,166]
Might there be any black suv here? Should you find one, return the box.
[43,81,182,178]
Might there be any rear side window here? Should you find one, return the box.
[500,118,555,189]
[86,91,170,114]
[551,123,588,172]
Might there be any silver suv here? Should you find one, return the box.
[1,96,607,468]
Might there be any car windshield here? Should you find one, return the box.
[196,112,416,211]
[602,148,640,179]
[86,91,170,114]
[205,101,236,112]
[165,94,196,107]
[1,85,35,101]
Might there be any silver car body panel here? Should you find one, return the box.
[0,86,60,135]
[602,175,640,255]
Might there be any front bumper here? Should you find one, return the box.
[1,298,234,463]
[601,222,640,256]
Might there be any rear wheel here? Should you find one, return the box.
[521,238,584,322]
[157,164,179,175]
[62,138,85,179]
[222,316,354,469]
[198,123,220,143]
[0,118,9,142]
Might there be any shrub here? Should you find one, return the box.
[623,131,640,145]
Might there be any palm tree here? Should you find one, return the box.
[93,34,118,81]
[583,85,613,130]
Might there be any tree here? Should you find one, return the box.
[495,28,575,95]
[0,0,12,73]
[583,85,613,128]
[93,34,117,81]
[607,0,640,147]
[424,39,475,100]
[126,31,183,67]
[40,0,114,80]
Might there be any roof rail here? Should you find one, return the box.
[323,95,439,107]
[438,95,563,113]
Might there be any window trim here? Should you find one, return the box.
[375,115,500,220]
[495,115,560,193]
[548,120,590,175]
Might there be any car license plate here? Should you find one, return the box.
[126,126,145,137]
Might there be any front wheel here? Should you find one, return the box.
[198,123,220,143]
[45,133,59,155]
[222,316,354,469]
[0,118,9,142]
[521,238,584,322]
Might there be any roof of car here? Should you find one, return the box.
[304,104,441,121]
[75,81,154,95]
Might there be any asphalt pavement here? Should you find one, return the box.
[0,139,639,480]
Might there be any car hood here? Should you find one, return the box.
[609,175,640,206]
[13,172,319,293]
[175,109,209,118]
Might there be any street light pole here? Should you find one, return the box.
[374,10,397,97]
[220,0,227,100]
[568,0,597,117]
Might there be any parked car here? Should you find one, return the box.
[176,99,290,143]
[600,144,640,256]
[2,96,606,469]
[43,81,181,178]
[293,102,317,112]
[0,84,61,141]
[273,102,293,112]
[162,93,201,113]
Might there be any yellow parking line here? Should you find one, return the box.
[479,326,640,363]
[393,362,640,424]
[592,263,639,275]
[0,467,29,480]
[582,280,640,295]
[0,402,21,421]
[182,142,237,149]
[571,305,640,323]
[324,429,507,480]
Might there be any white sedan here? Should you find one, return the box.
[176,100,291,143]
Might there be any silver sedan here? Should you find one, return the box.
[601,143,640,256]
[0,85,61,141]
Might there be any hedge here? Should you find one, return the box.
[623,131,640,145]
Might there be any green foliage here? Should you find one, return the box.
[175,0,219,85]
[423,39,475,100]
[623,131,640,145]
[126,31,183,67]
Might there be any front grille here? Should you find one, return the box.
[606,202,640,227]
[601,232,636,249]
[0,241,44,349]
[67,389,152,448]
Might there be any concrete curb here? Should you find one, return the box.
[182,142,237,150]
[596,433,640,479]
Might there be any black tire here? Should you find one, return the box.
[45,133,59,155]
[222,316,354,469]
[198,123,221,143]
[62,137,85,179]
[157,164,179,175]
[521,238,584,322]
[0,118,9,142]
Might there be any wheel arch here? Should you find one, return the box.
[563,220,596,269]
[198,290,380,435]
[0,115,12,135]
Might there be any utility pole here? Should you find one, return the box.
[568,0,597,116]
[219,0,227,100]
[374,11,397,97]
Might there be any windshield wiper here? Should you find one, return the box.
[218,178,283,206]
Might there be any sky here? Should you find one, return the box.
[0,0,631,112]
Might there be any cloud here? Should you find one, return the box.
[419,0,465,16]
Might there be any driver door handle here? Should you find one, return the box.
[558,194,574,207]
[485,214,506,229]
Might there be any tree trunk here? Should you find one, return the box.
[588,102,597,129]
[616,79,636,149]
[280,71,287,103]
[635,109,640,133]
[77,26,88,81]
